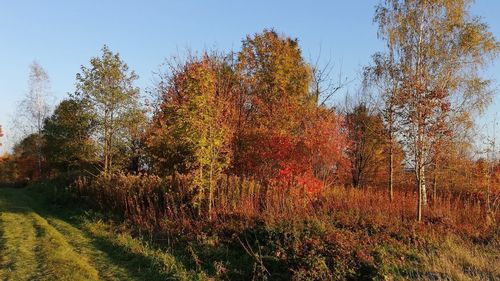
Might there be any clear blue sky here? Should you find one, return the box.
[1,0,499,153]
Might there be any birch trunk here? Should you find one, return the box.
[389,143,394,201]
[417,168,423,222]
[421,164,427,206]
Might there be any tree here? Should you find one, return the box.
[302,108,351,188]
[234,29,315,183]
[0,126,16,184]
[345,104,387,188]
[0,152,17,184]
[364,53,403,200]
[12,62,53,178]
[43,99,96,174]
[232,29,352,191]
[74,45,144,175]
[236,29,313,133]
[309,51,351,107]
[147,54,235,217]
[375,0,498,221]
[12,133,44,180]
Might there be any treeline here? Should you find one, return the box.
[1,1,499,223]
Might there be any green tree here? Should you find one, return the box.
[43,99,96,174]
[74,45,144,175]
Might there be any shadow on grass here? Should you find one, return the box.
[83,226,180,280]
[2,186,282,280]
[45,211,187,280]
[1,187,188,281]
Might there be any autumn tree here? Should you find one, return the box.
[236,29,313,133]
[234,29,316,184]
[12,133,44,181]
[302,108,351,188]
[43,99,97,174]
[147,54,236,216]
[0,125,16,183]
[364,52,403,200]
[0,153,16,184]
[229,29,353,192]
[375,0,499,221]
[74,45,144,175]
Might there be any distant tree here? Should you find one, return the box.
[12,133,44,180]
[364,53,403,200]
[0,152,17,184]
[12,62,53,178]
[0,126,16,183]
[74,45,144,175]
[43,99,97,174]
[375,0,499,221]
[345,104,387,188]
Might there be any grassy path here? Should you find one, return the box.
[0,187,194,281]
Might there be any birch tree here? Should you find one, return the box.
[364,53,403,201]
[375,0,498,221]
[13,62,53,177]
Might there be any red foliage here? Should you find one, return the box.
[234,110,350,193]
[303,110,351,185]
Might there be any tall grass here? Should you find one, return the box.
[68,173,500,279]
[72,173,499,241]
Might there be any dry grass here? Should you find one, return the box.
[422,237,500,280]
[72,174,499,239]
[70,173,500,280]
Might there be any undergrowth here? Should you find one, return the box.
[22,177,500,280]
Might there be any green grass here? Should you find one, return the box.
[0,186,197,281]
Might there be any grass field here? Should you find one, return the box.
[0,186,199,281]
[1,185,498,280]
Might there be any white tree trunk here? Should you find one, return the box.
[421,164,427,206]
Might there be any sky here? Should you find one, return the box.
[0,0,499,154]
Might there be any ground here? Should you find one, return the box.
[1,186,498,281]
[0,187,194,281]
